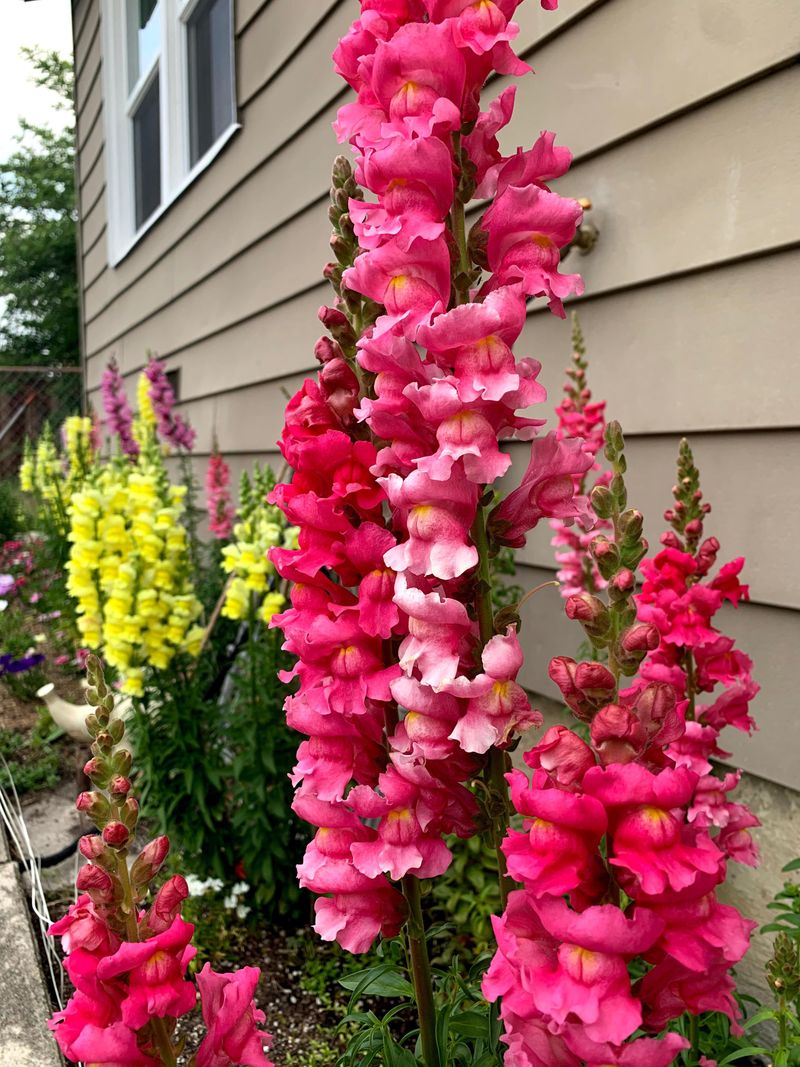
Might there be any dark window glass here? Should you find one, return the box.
[133,75,161,229]
[187,0,234,166]
[165,368,181,399]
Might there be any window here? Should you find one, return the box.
[101,0,238,264]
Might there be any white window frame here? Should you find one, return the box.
[101,0,240,266]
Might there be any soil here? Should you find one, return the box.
[174,925,351,1065]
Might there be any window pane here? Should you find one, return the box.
[187,0,234,166]
[128,0,160,91]
[133,75,161,229]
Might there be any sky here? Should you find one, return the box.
[0,0,74,162]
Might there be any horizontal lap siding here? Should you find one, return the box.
[74,0,800,787]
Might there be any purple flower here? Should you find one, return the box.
[0,653,45,676]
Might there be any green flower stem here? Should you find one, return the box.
[471,506,514,909]
[402,875,441,1067]
[688,1014,699,1066]
[684,650,697,722]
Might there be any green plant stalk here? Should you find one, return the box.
[248,592,259,715]
[687,1014,699,1066]
[778,993,788,1054]
[471,506,514,909]
[684,649,697,722]
[115,835,178,1067]
[402,875,441,1067]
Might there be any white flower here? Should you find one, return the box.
[236,903,251,920]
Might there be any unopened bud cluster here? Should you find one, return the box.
[564,421,656,678]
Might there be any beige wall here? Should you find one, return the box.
[72,0,800,789]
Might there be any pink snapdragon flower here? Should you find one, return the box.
[100,357,139,457]
[206,449,235,539]
[143,357,196,451]
[195,965,274,1067]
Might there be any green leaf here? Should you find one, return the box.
[741,1007,779,1030]
[782,858,800,872]
[718,1047,771,1066]
[449,1011,492,1039]
[339,965,414,998]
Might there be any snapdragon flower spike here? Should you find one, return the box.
[143,356,197,452]
[205,444,235,540]
[101,357,140,458]
[485,427,755,1064]
[47,657,271,1067]
[269,0,589,958]
[549,313,614,597]
[635,438,761,868]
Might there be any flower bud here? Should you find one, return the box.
[590,484,613,519]
[110,776,131,798]
[634,683,683,745]
[467,219,489,269]
[76,862,118,904]
[608,568,636,601]
[548,656,616,722]
[590,704,645,765]
[141,875,189,935]
[130,835,170,889]
[78,833,106,860]
[108,719,125,744]
[313,336,342,364]
[121,797,139,831]
[94,731,114,752]
[102,821,130,848]
[660,531,681,549]
[112,749,132,776]
[620,621,659,653]
[76,789,112,827]
[565,593,611,641]
[318,304,352,340]
[618,509,644,544]
[684,519,702,538]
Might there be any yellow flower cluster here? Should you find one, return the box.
[221,467,298,625]
[63,415,96,491]
[20,423,64,504]
[66,446,204,697]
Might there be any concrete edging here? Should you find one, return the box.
[0,825,62,1066]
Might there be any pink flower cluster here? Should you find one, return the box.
[270,0,590,954]
[144,357,197,452]
[637,442,760,868]
[549,315,612,597]
[50,875,272,1067]
[484,437,757,1067]
[206,448,235,540]
[100,357,139,457]
[48,660,272,1067]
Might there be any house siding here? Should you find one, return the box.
[72,0,800,790]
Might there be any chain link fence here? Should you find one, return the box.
[0,365,83,480]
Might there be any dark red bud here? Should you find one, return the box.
[76,863,116,903]
[78,833,106,860]
[110,776,131,796]
[620,622,660,652]
[318,305,349,331]
[102,821,130,848]
[313,336,341,364]
[565,593,606,625]
[684,519,702,537]
[609,569,636,594]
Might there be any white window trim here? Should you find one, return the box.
[100,0,240,267]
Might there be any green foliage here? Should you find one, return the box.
[129,619,304,917]
[430,835,501,961]
[0,49,79,368]
[0,481,23,542]
[225,623,305,916]
[129,657,234,881]
[335,934,502,1066]
[0,711,61,795]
